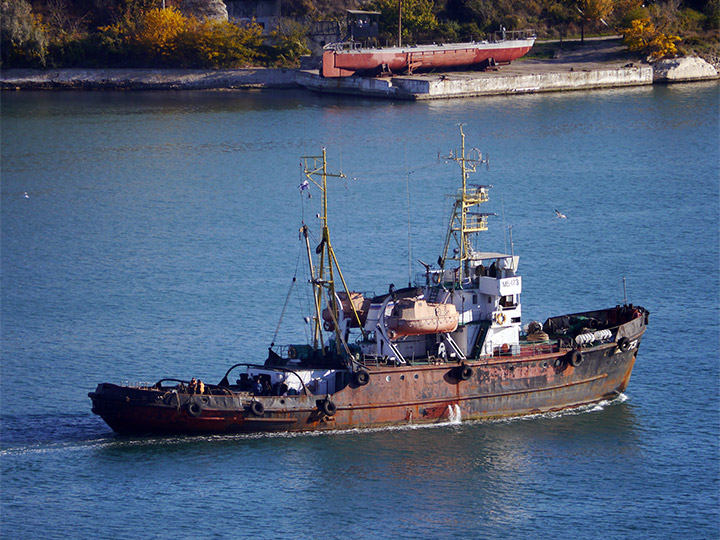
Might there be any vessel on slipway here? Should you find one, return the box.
[321,30,536,77]
[89,128,649,435]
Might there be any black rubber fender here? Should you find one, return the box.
[617,337,630,352]
[249,400,265,416]
[353,370,370,386]
[319,399,337,417]
[457,364,474,381]
[187,401,203,418]
[567,350,583,367]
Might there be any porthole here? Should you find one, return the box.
[542,361,548,368]
[386,375,391,382]
[414,374,419,380]
[400,375,405,381]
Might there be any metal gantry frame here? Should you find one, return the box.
[440,125,492,285]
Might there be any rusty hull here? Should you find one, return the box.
[89,324,645,435]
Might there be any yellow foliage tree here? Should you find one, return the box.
[622,18,680,60]
[178,18,264,67]
[99,7,265,67]
[583,0,614,25]
[134,7,188,61]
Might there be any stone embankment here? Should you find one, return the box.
[652,57,719,82]
[0,67,298,90]
[2,39,717,99]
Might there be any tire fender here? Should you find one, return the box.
[249,401,265,416]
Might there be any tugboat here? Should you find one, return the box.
[89,128,649,435]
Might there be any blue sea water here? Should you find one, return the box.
[1,82,718,540]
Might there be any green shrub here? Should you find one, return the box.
[1,0,48,67]
[263,18,310,67]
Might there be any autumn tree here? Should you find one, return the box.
[133,6,187,61]
[622,17,681,59]
[564,0,614,40]
[99,7,274,67]
[370,0,438,44]
[176,17,264,67]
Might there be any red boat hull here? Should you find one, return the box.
[322,39,535,78]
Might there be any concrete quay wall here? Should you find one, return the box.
[2,56,717,100]
[393,65,654,99]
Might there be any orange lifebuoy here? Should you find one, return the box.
[495,312,506,325]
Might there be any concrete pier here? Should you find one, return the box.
[297,64,654,100]
[2,38,717,98]
[296,38,716,100]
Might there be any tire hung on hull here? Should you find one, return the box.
[249,401,265,416]
[187,402,203,417]
[567,350,583,367]
[353,370,370,386]
[319,399,337,417]
[454,364,474,381]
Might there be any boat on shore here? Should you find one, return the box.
[89,128,648,435]
[321,30,536,78]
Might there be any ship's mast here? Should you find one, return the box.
[301,149,364,355]
[440,125,492,285]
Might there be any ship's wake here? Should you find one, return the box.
[447,404,462,424]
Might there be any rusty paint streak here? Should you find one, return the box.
[243,417,298,423]
[339,373,608,411]
[368,352,563,375]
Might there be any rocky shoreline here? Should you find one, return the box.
[0,67,299,91]
[1,54,716,98]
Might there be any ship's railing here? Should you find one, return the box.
[455,186,490,204]
[122,380,155,389]
[517,341,560,355]
[490,28,536,42]
[464,212,492,232]
[323,40,363,51]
